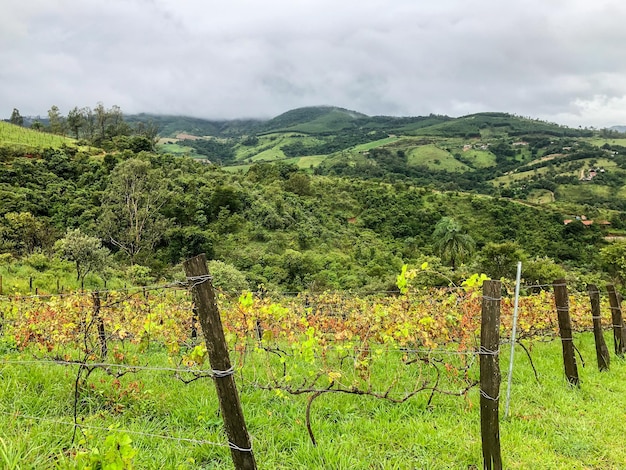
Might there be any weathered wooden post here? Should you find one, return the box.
[183,254,257,470]
[606,284,626,357]
[480,280,502,470]
[587,284,609,371]
[553,279,579,386]
[93,291,108,358]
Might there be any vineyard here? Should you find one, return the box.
[1,267,626,468]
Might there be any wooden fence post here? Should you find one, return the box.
[183,254,257,470]
[606,284,626,357]
[480,280,502,470]
[587,284,609,371]
[93,291,108,358]
[553,279,579,386]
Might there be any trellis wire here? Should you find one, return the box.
[504,261,522,418]
[0,409,244,449]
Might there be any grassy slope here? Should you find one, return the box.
[262,107,367,134]
[408,144,469,171]
[0,121,78,149]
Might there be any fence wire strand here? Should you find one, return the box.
[0,409,240,448]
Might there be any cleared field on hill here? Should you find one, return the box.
[234,133,319,163]
[157,141,196,156]
[353,136,399,151]
[493,167,550,185]
[408,144,469,171]
[459,148,497,168]
[556,184,614,203]
[527,189,555,204]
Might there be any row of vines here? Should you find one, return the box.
[0,276,615,467]
[0,280,603,394]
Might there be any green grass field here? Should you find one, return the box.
[353,136,399,152]
[233,133,320,163]
[2,331,626,468]
[460,149,497,168]
[556,184,614,204]
[157,142,197,156]
[408,144,469,171]
[527,189,555,204]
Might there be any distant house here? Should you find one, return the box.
[563,216,611,228]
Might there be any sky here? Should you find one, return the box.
[2,0,626,128]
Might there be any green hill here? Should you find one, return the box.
[411,113,593,138]
[132,107,626,222]
[259,106,368,134]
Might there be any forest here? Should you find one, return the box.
[2,104,626,294]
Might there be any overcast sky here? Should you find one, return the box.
[2,0,626,128]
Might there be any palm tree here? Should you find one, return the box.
[432,217,474,270]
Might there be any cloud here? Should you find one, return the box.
[1,0,626,126]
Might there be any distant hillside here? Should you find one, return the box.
[131,107,594,141]
[258,106,368,134]
[610,125,626,133]
[125,113,262,138]
[411,113,593,138]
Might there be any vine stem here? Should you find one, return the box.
[306,390,324,446]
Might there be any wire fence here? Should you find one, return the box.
[0,277,623,463]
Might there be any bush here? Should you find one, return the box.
[207,260,249,293]
[126,265,153,286]
[23,251,51,271]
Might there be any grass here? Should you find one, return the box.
[408,144,469,171]
[527,189,555,204]
[284,156,327,170]
[460,149,497,168]
[353,136,399,152]
[0,122,78,151]
[2,331,626,468]
[157,142,197,156]
[556,184,615,205]
[492,166,551,186]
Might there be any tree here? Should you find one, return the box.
[477,241,528,279]
[133,120,159,150]
[99,159,169,264]
[432,217,474,270]
[48,105,65,135]
[9,108,23,126]
[600,241,626,286]
[67,106,84,139]
[0,212,50,256]
[207,260,249,292]
[54,229,110,285]
[94,102,108,140]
